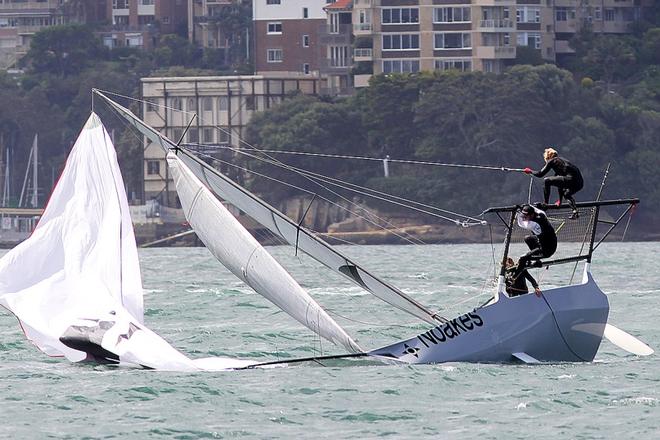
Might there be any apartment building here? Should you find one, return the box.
[321,0,649,87]
[141,74,325,204]
[188,0,233,50]
[0,0,65,69]
[98,0,187,50]
[253,0,327,75]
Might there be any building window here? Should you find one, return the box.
[162,16,170,24]
[173,128,182,141]
[302,34,310,47]
[516,6,540,23]
[138,15,154,25]
[267,22,282,34]
[517,32,541,49]
[556,7,575,21]
[218,96,228,110]
[382,8,419,24]
[113,0,127,9]
[203,128,214,143]
[434,59,472,72]
[113,16,129,25]
[303,7,308,18]
[267,48,283,62]
[188,129,199,144]
[434,33,471,49]
[245,96,256,111]
[329,45,349,67]
[266,0,280,4]
[594,7,602,20]
[382,34,420,50]
[604,8,615,21]
[147,160,160,175]
[187,98,196,112]
[382,60,420,74]
[146,101,157,112]
[433,7,470,23]
[172,97,182,111]
[202,97,213,112]
[329,13,339,33]
[303,63,310,74]
[219,130,230,143]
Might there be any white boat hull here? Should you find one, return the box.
[369,271,609,364]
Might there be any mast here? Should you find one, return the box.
[31,134,38,208]
[95,89,445,325]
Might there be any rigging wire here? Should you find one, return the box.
[97,90,532,317]
[198,142,485,226]
[186,145,526,173]
[191,151,429,246]
[96,89,493,230]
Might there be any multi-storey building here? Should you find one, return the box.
[320,0,649,87]
[188,0,233,50]
[0,0,66,69]
[253,0,327,76]
[141,74,325,204]
[98,0,187,50]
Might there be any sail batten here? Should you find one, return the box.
[95,91,441,325]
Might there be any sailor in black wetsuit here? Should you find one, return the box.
[504,257,541,297]
[514,205,557,280]
[524,147,583,219]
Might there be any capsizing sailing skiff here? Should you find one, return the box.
[0,91,652,370]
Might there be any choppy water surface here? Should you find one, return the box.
[1,243,658,439]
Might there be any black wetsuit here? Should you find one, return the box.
[505,266,538,297]
[532,157,584,210]
[516,209,557,277]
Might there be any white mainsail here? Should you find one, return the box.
[167,152,362,354]
[0,113,255,371]
[97,91,442,325]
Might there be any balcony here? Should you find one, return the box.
[354,74,371,88]
[0,0,60,10]
[353,48,372,61]
[554,40,575,54]
[478,19,514,32]
[319,58,352,75]
[318,24,352,45]
[353,0,373,6]
[472,0,515,5]
[475,45,515,59]
[353,23,372,35]
[17,25,46,35]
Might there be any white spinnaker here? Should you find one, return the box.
[0,113,254,371]
[0,113,143,361]
[167,152,362,354]
[96,91,441,325]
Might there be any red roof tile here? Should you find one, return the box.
[324,0,352,11]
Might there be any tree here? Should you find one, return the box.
[513,46,546,66]
[580,35,637,90]
[22,25,106,77]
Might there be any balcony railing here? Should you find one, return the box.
[0,0,60,10]
[353,23,372,32]
[353,48,372,58]
[478,19,514,29]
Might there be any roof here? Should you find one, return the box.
[324,0,352,11]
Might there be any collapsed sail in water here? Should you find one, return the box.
[0,113,254,371]
[97,91,443,325]
[167,152,361,354]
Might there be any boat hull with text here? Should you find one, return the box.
[370,268,608,364]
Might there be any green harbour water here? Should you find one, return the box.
[1,243,658,439]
